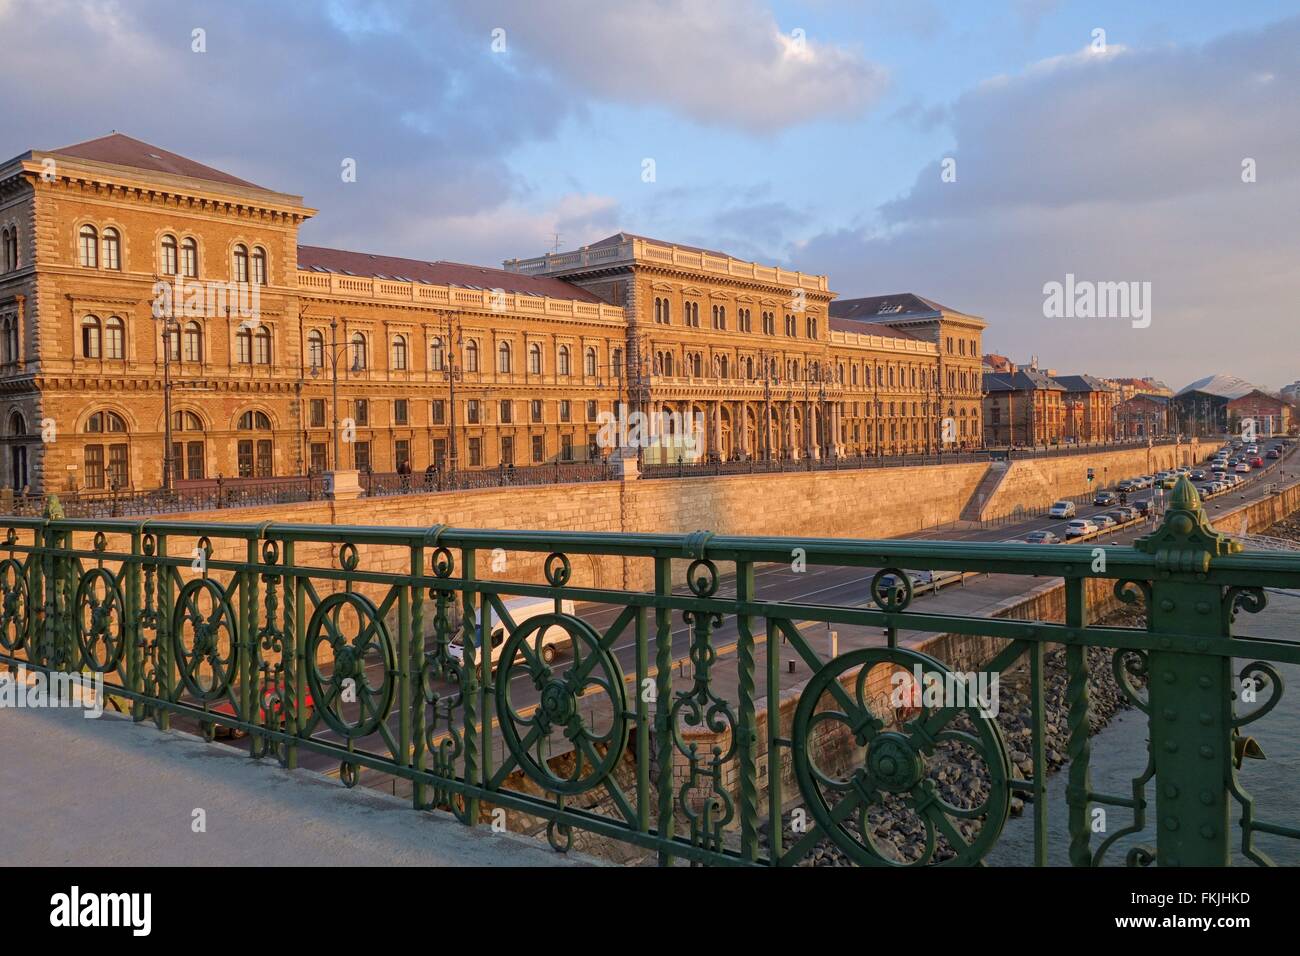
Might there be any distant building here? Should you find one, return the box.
[983,353,1015,374]
[1055,374,1119,443]
[983,368,1066,446]
[1173,374,1266,437]
[1225,389,1292,437]
[1116,394,1172,440]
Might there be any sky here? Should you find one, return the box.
[2,0,1298,390]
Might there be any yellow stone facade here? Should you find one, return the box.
[0,135,986,495]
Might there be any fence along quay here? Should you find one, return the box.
[0,477,1296,866]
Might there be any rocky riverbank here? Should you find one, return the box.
[759,603,1148,866]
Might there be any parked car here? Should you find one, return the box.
[1023,530,1060,545]
[1049,500,1076,518]
[1093,490,1117,506]
[1065,519,1098,538]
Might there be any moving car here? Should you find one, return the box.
[1267,448,1281,459]
[1049,500,1076,518]
[1093,490,1117,506]
[1106,507,1136,523]
[1190,470,1207,481]
[1065,519,1098,538]
[1023,530,1060,545]
[449,596,577,669]
[1093,514,1116,530]
[1235,462,1251,473]
[1250,456,1264,468]
[1134,499,1154,517]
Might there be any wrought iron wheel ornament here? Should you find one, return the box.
[0,555,29,651]
[791,646,1011,866]
[172,578,239,702]
[304,592,396,739]
[871,567,914,611]
[495,612,628,795]
[75,566,127,672]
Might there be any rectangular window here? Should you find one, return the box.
[310,442,328,473]
[500,436,514,465]
[395,439,410,471]
[394,398,409,426]
[499,400,513,424]
[353,441,371,472]
[587,434,599,460]
[354,399,369,426]
[559,400,571,423]
[432,438,446,466]
[586,400,598,422]
[431,400,445,425]
[309,399,326,428]
[84,445,104,489]
[530,399,542,423]
[531,434,544,463]
[237,439,253,478]
[186,441,205,480]
[467,400,480,424]
[255,440,272,478]
[468,438,482,467]
[561,435,573,461]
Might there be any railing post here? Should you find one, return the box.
[1135,478,1239,866]
[653,556,675,864]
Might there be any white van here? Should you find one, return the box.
[448,596,576,670]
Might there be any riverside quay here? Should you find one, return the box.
[1,477,1296,867]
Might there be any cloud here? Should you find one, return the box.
[793,18,1300,390]
[447,0,889,133]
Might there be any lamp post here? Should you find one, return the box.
[308,315,364,499]
[430,311,464,485]
[152,275,178,492]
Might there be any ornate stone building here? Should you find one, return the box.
[0,134,987,495]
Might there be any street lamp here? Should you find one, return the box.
[307,316,364,498]
[430,310,464,484]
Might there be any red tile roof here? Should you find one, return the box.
[47,133,266,190]
[297,245,607,303]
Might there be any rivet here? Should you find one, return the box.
[1196,639,1209,652]
[1198,712,1212,726]
[1199,790,1214,806]
[1160,638,1172,649]
[1162,670,1176,684]
[1200,824,1216,839]
[1199,745,1213,759]
[1195,601,1211,614]
[1165,784,1180,799]
[1165,740,1178,753]
[1160,599,1175,612]
[1163,707,1177,721]
[1198,676,1212,689]
[1165,817,1180,831]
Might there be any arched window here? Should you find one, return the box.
[181,237,198,278]
[232,244,249,283]
[497,341,512,373]
[101,228,121,270]
[82,316,102,358]
[237,410,273,478]
[104,317,124,360]
[391,335,408,370]
[528,343,542,374]
[307,330,324,369]
[83,410,129,490]
[236,326,252,365]
[558,346,571,376]
[183,321,203,362]
[465,340,479,372]
[170,410,206,480]
[251,247,267,285]
[430,338,445,371]
[1,228,10,272]
[254,326,271,365]
[664,352,674,376]
[160,235,178,275]
[585,347,597,377]
[0,317,16,365]
[350,332,367,370]
[79,225,98,268]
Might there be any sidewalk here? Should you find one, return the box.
[0,705,595,866]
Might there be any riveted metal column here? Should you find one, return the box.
[654,556,674,865]
[735,559,758,861]
[1136,478,1237,867]
[284,539,300,770]
[156,533,172,731]
[126,529,143,720]
[410,543,426,810]
[1064,576,1090,866]
[460,547,480,826]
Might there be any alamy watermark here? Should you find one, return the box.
[890,665,1000,718]
[0,664,104,718]
[1043,274,1151,329]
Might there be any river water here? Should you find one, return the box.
[988,589,1300,866]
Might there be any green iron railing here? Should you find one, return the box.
[0,477,1295,866]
